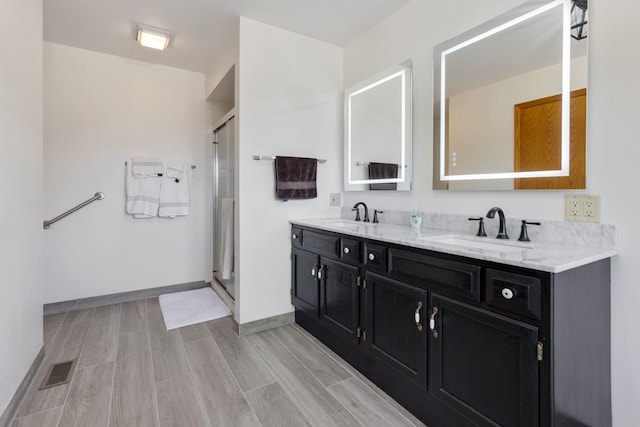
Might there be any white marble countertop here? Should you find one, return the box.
[290,218,617,273]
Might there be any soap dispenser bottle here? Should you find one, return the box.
[410,205,422,229]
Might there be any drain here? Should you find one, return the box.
[39,359,76,390]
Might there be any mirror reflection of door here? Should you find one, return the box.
[514,88,586,189]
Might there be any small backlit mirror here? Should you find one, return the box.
[344,64,412,191]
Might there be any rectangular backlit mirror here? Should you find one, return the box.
[345,64,412,191]
[433,0,587,190]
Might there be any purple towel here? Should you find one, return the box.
[275,156,318,200]
[369,162,398,190]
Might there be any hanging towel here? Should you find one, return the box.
[369,162,399,191]
[274,156,318,200]
[219,198,235,280]
[165,161,184,182]
[158,161,190,218]
[126,160,162,218]
[131,157,164,177]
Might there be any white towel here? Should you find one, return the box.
[219,198,234,279]
[126,160,162,218]
[158,161,190,218]
[165,161,183,181]
[131,157,164,177]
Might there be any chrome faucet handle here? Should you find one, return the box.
[352,207,361,221]
[518,220,541,242]
[468,217,487,237]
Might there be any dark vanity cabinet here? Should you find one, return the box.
[364,272,428,389]
[429,294,540,427]
[291,227,361,343]
[291,225,611,427]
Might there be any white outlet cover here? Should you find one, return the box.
[565,195,600,223]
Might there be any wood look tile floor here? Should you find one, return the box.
[12,298,426,427]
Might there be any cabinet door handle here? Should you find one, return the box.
[368,253,375,261]
[415,301,423,331]
[317,266,324,280]
[343,247,350,254]
[429,307,439,338]
[311,265,317,277]
[292,233,298,240]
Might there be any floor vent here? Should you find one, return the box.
[39,359,76,390]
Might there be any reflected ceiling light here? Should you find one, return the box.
[136,24,171,50]
[571,0,588,40]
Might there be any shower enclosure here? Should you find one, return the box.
[212,116,235,299]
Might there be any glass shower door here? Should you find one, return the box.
[213,116,235,299]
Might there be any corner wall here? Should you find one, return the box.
[43,43,210,303]
[0,0,44,416]
[236,18,343,323]
[343,0,640,423]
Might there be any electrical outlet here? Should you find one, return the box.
[329,193,342,207]
[565,195,601,222]
[582,196,601,220]
[568,198,581,217]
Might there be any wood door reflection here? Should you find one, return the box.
[514,88,586,189]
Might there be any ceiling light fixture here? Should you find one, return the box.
[570,0,588,40]
[136,24,171,50]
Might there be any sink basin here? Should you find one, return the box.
[418,234,533,254]
[324,221,367,231]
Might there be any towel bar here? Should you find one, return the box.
[355,161,408,167]
[43,192,104,229]
[253,155,327,164]
[124,161,196,169]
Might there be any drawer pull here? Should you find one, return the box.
[343,247,350,254]
[292,233,298,240]
[501,288,515,300]
[415,301,423,331]
[368,253,375,261]
[429,307,439,338]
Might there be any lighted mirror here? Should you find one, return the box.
[345,64,412,191]
[433,0,588,190]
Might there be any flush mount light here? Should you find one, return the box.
[136,24,171,50]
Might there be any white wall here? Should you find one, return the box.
[205,20,239,100]
[343,0,640,423]
[236,18,343,323]
[43,43,210,303]
[0,0,43,416]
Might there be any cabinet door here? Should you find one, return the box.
[365,272,428,389]
[320,257,360,342]
[291,248,320,316]
[429,294,539,427]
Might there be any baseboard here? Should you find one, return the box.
[0,346,44,427]
[43,280,207,315]
[237,311,294,336]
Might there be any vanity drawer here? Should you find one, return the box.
[291,227,303,248]
[388,248,481,301]
[364,242,388,272]
[300,229,340,259]
[485,269,541,320]
[340,238,361,265]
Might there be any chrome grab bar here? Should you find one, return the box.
[43,192,105,229]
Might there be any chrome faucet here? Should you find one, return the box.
[486,207,509,239]
[352,202,370,222]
